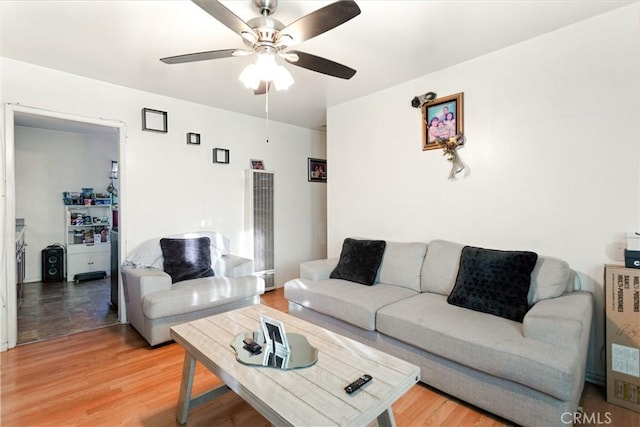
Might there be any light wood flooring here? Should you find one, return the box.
[17,277,118,345]
[2,288,638,426]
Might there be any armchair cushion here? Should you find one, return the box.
[142,275,265,319]
[124,238,164,268]
[160,237,214,283]
[124,231,229,269]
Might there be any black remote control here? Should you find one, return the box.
[344,374,372,394]
[243,336,262,354]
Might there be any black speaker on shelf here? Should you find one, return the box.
[42,245,64,283]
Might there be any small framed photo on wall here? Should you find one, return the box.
[308,158,326,183]
[250,159,265,170]
[422,92,464,151]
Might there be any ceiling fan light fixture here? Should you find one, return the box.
[275,33,293,48]
[255,53,279,81]
[238,63,261,89]
[273,65,294,90]
[239,52,294,91]
[241,30,258,45]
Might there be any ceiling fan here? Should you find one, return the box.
[160,0,361,94]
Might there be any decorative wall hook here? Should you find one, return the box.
[411,92,437,108]
[436,134,466,179]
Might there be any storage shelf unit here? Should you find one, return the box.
[64,205,111,281]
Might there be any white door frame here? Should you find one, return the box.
[1,104,128,351]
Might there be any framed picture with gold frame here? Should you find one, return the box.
[422,92,464,151]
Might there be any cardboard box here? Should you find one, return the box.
[627,233,640,251]
[625,250,640,269]
[605,265,640,412]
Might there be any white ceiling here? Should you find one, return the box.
[1,0,633,130]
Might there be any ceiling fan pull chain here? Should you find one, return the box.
[265,85,269,143]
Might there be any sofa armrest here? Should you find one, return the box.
[300,258,339,280]
[523,291,593,349]
[121,265,172,332]
[215,254,253,278]
[121,266,172,302]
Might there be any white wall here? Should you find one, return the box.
[15,126,117,282]
[0,58,327,346]
[327,4,640,381]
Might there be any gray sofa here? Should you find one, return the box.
[122,232,265,346]
[284,239,593,427]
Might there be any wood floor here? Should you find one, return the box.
[2,288,638,427]
[17,278,118,344]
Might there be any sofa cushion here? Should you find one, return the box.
[124,237,164,268]
[284,278,418,331]
[420,240,464,295]
[160,237,215,283]
[447,246,538,322]
[376,293,581,401]
[142,275,264,319]
[125,231,228,269]
[154,232,227,270]
[376,241,427,292]
[528,256,571,305]
[330,238,386,286]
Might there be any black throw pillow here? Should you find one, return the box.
[160,237,215,284]
[447,246,538,322]
[330,238,386,286]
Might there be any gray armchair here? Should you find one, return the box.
[121,232,265,346]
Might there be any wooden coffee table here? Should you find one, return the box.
[170,304,420,426]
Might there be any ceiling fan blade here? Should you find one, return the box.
[278,0,361,46]
[192,0,255,37]
[160,49,238,64]
[285,50,356,80]
[232,49,254,57]
[254,81,272,95]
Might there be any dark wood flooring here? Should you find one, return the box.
[17,277,118,345]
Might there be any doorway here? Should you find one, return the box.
[1,104,128,350]
[17,277,118,344]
